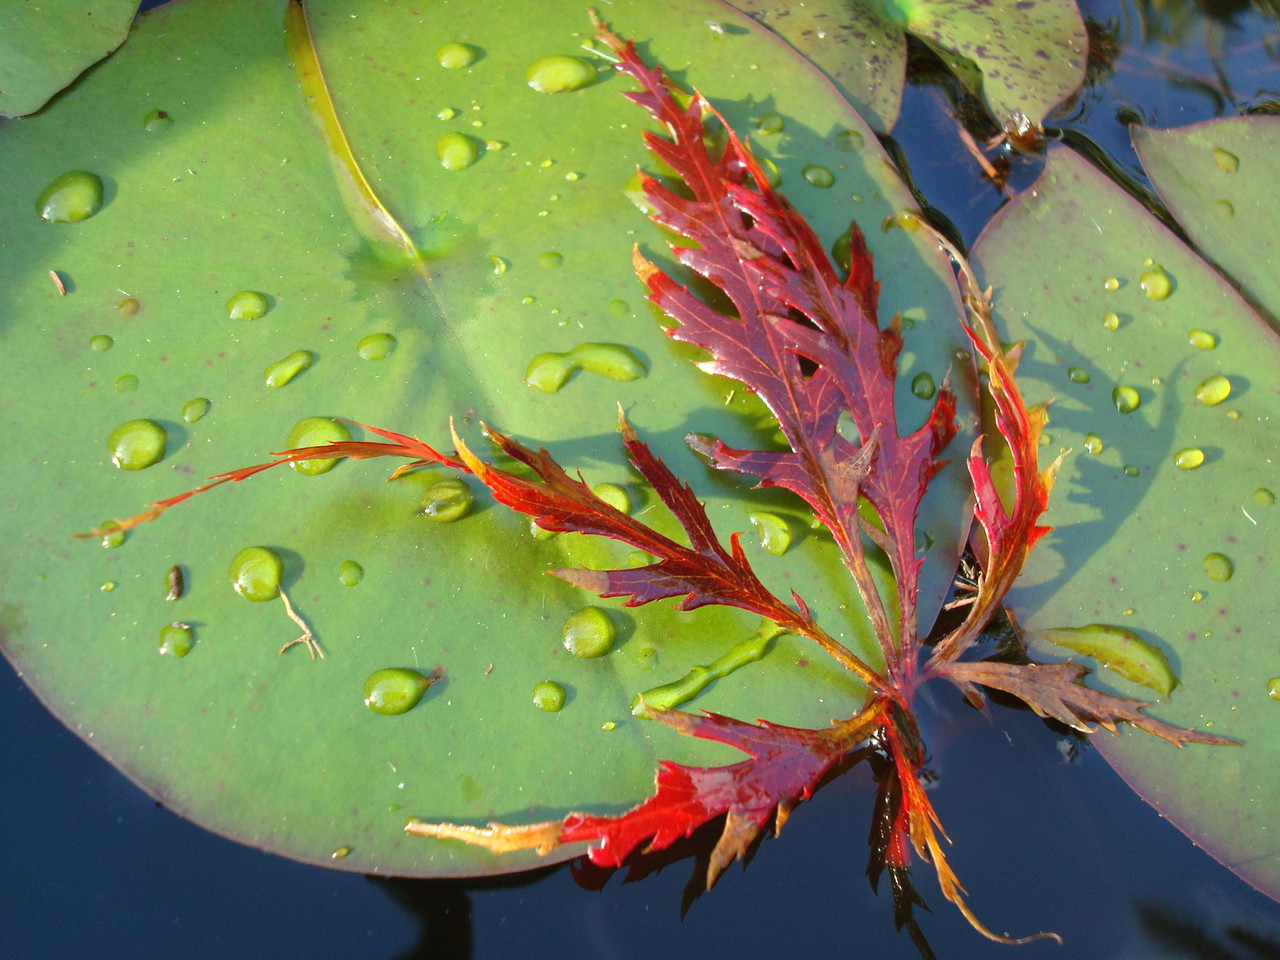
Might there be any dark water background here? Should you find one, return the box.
[4,1,1280,958]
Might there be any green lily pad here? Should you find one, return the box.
[972,130,1280,899]
[0,0,974,877]
[0,0,140,117]
[729,0,1087,137]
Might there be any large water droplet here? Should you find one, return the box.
[226,290,269,321]
[264,349,314,388]
[1102,277,1120,292]
[1188,329,1217,350]
[526,55,596,93]
[1084,433,1104,454]
[422,478,473,522]
[229,546,283,601]
[910,372,936,400]
[489,256,509,275]
[532,680,566,712]
[1102,312,1120,331]
[1254,487,1276,506]
[754,113,783,134]
[1067,367,1090,384]
[182,397,211,423]
[1139,264,1172,300]
[749,511,794,556]
[437,106,459,120]
[1203,552,1234,582]
[108,419,167,470]
[364,667,441,715]
[286,417,352,475]
[1194,374,1231,406]
[562,606,616,658]
[1174,447,1204,470]
[338,560,364,587]
[591,483,631,514]
[143,109,173,132]
[436,41,478,68]
[1213,148,1239,173]
[158,622,194,658]
[1215,199,1235,218]
[538,251,564,269]
[357,332,397,360]
[117,296,140,318]
[437,132,480,170]
[834,129,864,152]
[36,170,104,223]
[802,165,834,188]
[1112,385,1141,414]
[89,334,114,352]
[524,342,646,393]
[114,374,139,393]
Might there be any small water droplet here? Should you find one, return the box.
[601,720,617,731]
[1174,447,1204,470]
[538,251,564,269]
[562,606,616,658]
[356,332,397,360]
[802,165,834,188]
[1190,590,1203,602]
[1067,367,1090,384]
[229,546,283,601]
[143,109,173,132]
[89,334,114,352]
[1194,374,1231,406]
[99,521,126,549]
[364,667,440,715]
[108,419,167,470]
[754,113,783,134]
[100,580,116,592]
[757,155,781,187]
[1215,199,1235,218]
[114,374,139,393]
[422,478,473,522]
[158,622,194,658]
[1123,464,1140,477]
[524,343,646,393]
[1203,552,1233,582]
[834,129,864,152]
[748,511,794,556]
[36,170,104,223]
[338,560,364,587]
[910,372,936,400]
[226,290,269,321]
[520,295,535,305]
[1268,678,1280,701]
[607,298,629,316]
[526,55,596,93]
[1084,434,1103,454]
[1112,385,1141,414]
[286,417,352,475]
[330,845,352,860]
[117,296,140,318]
[1188,329,1217,350]
[532,680,566,711]
[1213,148,1239,173]
[436,41,478,69]
[1102,312,1120,331]
[591,483,630,514]
[1139,264,1172,300]
[437,132,480,170]
[182,397,211,424]
[264,349,314,388]
[489,256,508,275]
[1254,487,1276,506]
[1103,277,1120,292]
[1226,409,1240,420]
[437,106,459,120]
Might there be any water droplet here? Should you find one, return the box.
[364,667,440,715]
[520,295,535,305]
[437,106,459,120]
[1123,464,1140,477]
[1102,277,1120,292]
[1139,264,1172,300]
[114,374,139,393]
[1194,374,1230,406]
[1112,385,1141,414]
[330,845,352,860]
[356,332,397,360]
[1174,447,1204,470]
[1188,329,1217,350]
[834,129,864,152]
[562,606,616,658]
[591,483,630,514]
[100,580,116,592]
[89,334,113,352]
[748,511,794,556]
[437,132,480,170]
[757,155,781,187]
[338,560,364,587]
[754,113,783,134]
[524,343,646,393]
[1268,678,1280,701]
[143,109,173,132]
[489,256,508,275]
[802,165,834,188]
[99,521,126,549]
[1067,367,1090,384]
[910,372,936,400]
[1190,590,1203,602]
[158,622,193,658]
[117,296,140,318]
[1253,487,1276,506]
[1213,148,1239,173]
[1203,552,1233,582]
[601,721,617,731]
[607,299,629,316]
[1215,199,1235,218]
[264,349,314,388]
[108,419,167,470]
[538,251,564,269]
[436,41,477,69]
[1226,410,1240,420]
[532,680,566,712]
[226,290,269,321]
[182,397,211,424]
[286,417,352,475]
[36,170,104,223]
[1102,312,1120,331]
[526,55,596,93]
[422,478,473,522]
[1084,434,1104,454]
[229,546,283,601]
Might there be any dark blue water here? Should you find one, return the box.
[5,1,1280,958]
